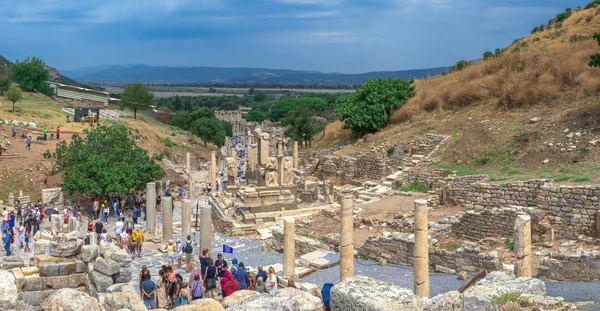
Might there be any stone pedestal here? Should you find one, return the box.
[200,205,212,252]
[324,181,334,204]
[8,193,14,206]
[293,141,299,169]
[67,217,79,232]
[413,199,429,298]
[514,214,532,278]
[182,200,192,240]
[283,217,296,278]
[340,197,354,281]
[90,232,98,246]
[58,192,64,204]
[51,216,62,235]
[162,196,173,242]
[210,152,217,193]
[146,182,156,233]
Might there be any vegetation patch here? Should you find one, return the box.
[490,291,527,306]
[396,183,431,193]
[164,137,176,148]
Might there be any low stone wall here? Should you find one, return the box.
[536,249,600,282]
[357,233,501,277]
[269,227,334,256]
[450,206,536,240]
[208,195,235,235]
[447,179,549,209]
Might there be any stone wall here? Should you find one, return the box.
[536,249,600,281]
[450,206,536,240]
[269,227,334,256]
[357,233,501,277]
[447,179,549,209]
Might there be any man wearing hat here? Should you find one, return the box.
[230,257,239,274]
[215,253,228,278]
[255,266,268,284]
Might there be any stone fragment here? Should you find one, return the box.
[48,240,83,257]
[69,273,87,288]
[89,270,114,292]
[40,288,105,311]
[46,275,70,289]
[0,270,18,305]
[112,267,132,284]
[18,290,44,306]
[24,275,47,291]
[94,258,120,276]
[110,249,133,267]
[58,261,76,275]
[80,245,99,263]
[221,290,260,308]
[39,262,60,276]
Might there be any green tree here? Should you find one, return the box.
[5,84,23,111]
[243,110,267,122]
[192,107,215,119]
[0,77,10,96]
[451,60,471,72]
[190,118,226,147]
[254,91,268,102]
[483,51,495,60]
[11,57,53,96]
[119,82,155,119]
[220,120,233,137]
[168,111,194,130]
[53,122,164,196]
[589,33,600,67]
[270,97,328,122]
[282,105,323,147]
[335,78,415,137]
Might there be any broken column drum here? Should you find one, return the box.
[200,204,212,252]
[146,182,157,233]
[210,151,217,193]
[283,217,296,278]
[162,196,173,242]
[514,214,532,278]
[413,199,429,298]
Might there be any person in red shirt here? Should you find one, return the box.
[56,126,60,140]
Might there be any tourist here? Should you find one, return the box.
[43,128,47,141]
[173,274,183,306]
[84,233,90,245]
[203,259,217,299]
[230,257,239,274]
[132,205,139,225]
[139,266,151,299]
[3,229,11,256]
[222,272,239,297]
[234,262,249,290]
[175,239,183,268]
[2,208,8,223]
[56,126,60,140]
[87,200,94,218]
[178,184,184,200]
[50,127,54,140]
[125,214,134,235]
[63,207,69,225]
[184,235,195,273]
[24,229,30,252]
[9,212,15,230]
[157,195,162,212]
[190,273,203,301]
[114,217,124,237]
[255,266,267,284]
[266,266,278,295]
[87,218,93,233]
[166,240,176,266]
[200,249,210,276]
[141,275,157,310]
[215,253,228,278]
[255,277,266,293]
[133,229,143,258]
[93,198,99,220]
[17,222,24,249]
[11,124,15,137]
[102,203,109,224]
[220,270,231,297]
[156,270,168,309]
[112,197,119,219]
[16,205,22,223]
[101,229,108,242]
[121,231,130,255]
[167,266,177,308]
[179,282,191,306]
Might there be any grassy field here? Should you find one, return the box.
[104,84,354,97]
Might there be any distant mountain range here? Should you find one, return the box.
[61,64,451,85]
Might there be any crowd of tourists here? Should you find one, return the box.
[138,244,283,309]
[2,201,47,256]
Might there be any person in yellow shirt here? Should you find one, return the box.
[130,229,144,259]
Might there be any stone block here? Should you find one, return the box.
[18,290,44,306]
[80,245,99,263]
[69,273,87,288]
[110,249,133,267]
[89,270,113,292]
[112,267,132,284]
[94,258,120,276]
[48,240,83,258]
[24,275,46,291]
[12,268,25,291]
[21,266,40,276]
[74,260,86,273]
[46,275,70,289]
[58,261,76,275]
[39,262,60,276]
[34,241,46,255]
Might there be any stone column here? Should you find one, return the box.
[68,217,79,232]
[162,196,173,242]
[514,214,532,278]
[58,191,64,205]
[293,141,299,169]
[210,151,217,193]
[283,217,296,278]
[146,182,156,233]
[413,199,429,298]
[90,232,98,246]
[182,200,192,240]
[185,152,191,171]
[248,144,257,166]
[258,132,270,166]
[200,204,212,253]
[8,193,14,206]
[51,216,62,235]
[340,197,354,281]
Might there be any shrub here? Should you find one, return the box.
[555,8,572,23]
[574,176,591,182]
[586,15,594,22]
[533,37,541,42]
[43,149,52,158]
[396,183,431,193]
[451,60,472,72]
[490,291,525,306]
[164,137,176,148]
[506,241,515,251]
[586,0,600,9]
[387,146,396,157]
[474,156,492,165]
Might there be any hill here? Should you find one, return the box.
[61,64,450,84]
[316,2,600,184]
[0,54,81,86]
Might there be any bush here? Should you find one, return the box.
[574,176,591,182]
[396,183,431,193]
[451,60,471,72]
[586,15,594,22]
[474,156,492,165]
[164,137,176,148]
[490,291,525,306]
[585,0,600,9]
[387,146,396,157]
[506,241,515,251]
[555,8,572,23]
[43,149,52,158]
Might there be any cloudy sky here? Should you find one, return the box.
[0,0,589,73]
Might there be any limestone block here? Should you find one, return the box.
[41,288,105,311]
[46,275,70,289]
[221,290,260,308]
[21,266,40,276]
[80,245,99,263]
[89,270,114,292]
[99,241,120,259]
[74,260,86,273]
[24,275,46,291]
[94,258,120,276]
[112,267,132,284]
[39,262,60,276]
[0,270,17,306]
[18,290,44,306]
[12,268,25,291]
[68,273,87,288]
[58,261,77,275]
[34,241,46,255]
[48,240,83,258]
[110,249,133,267]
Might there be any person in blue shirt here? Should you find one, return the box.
[255,266,268,284]
[178,185,184,200]
[113,198,119,220]
[3,229,11,256]
[132,206,139,225]
[233,262,249,289]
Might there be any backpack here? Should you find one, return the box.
[185,241,193,254]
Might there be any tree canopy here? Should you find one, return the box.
[0,77,10,96]
[282,104,324,147]
[54,122,165,196]
[6,85,23,111]
[253,91,268,102]
[120,83,155,119]
[243,110,267,122]
[11,57,53,96]
[589,33,600,67]
[335,78,415,137]
[190,118,227,147]
[270,97,328,121]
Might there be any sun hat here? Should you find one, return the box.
[232,258,238,263]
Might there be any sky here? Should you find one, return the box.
[0,0,591,73]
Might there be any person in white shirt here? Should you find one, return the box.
[115,219,124,235]
[17,222,25,249]
[2,208,8,222]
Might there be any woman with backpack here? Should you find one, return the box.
[203,259,217,299]
[184,235,195,273]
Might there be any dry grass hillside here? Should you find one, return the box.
[320,3,600,183]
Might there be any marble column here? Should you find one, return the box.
[283,217,296,278]
[293,141,299,169]
[67,217,79,232]
[182,200,192,241]
[514,214,532,278]
[200,204,212,252]
[90,232,98,246]
[340,197,354,281]
[277,138,284,186]
[413,199,429,298]
[58,191,64,205]
[210,151,217,193]
[146,182,156,233]
[162,196,173,242]
[185,152,190,171]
